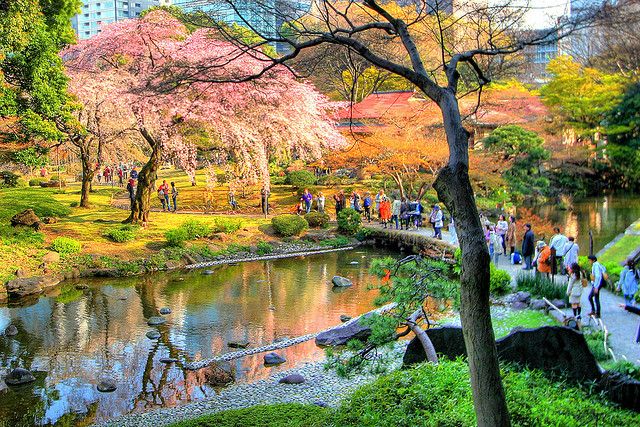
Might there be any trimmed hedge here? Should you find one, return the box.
[272,214,308,237]
[305,211,330,228]
[51,237,82,254]
[285,170,316,188]
[337,208,361,235]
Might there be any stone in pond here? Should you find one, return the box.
[264,352,286,366]
[160,357,178,364]
[202,362,234,387]
[147,316,166,326]
[228,341,249,349]
[97,379,117,393]
[203,270,214,275]
[279,374,305,384]
[146,330,161,340]
[4,324,18,336]
[332,276,352,287]
[339,315,352,323]
[159,307,172,315]
[4,368,35,386]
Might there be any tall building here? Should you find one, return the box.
[172,0,311,40]
[71,0,160,40]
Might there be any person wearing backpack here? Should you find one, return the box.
[617,259,639,306]
[588,255,608,318]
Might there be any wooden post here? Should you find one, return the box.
[589,230,594,257]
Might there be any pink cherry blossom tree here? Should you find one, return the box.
[64,10,344,222]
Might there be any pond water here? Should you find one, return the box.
[0,248,394,426]
[529,194,640,254]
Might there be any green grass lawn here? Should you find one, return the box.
[599,234,640,265]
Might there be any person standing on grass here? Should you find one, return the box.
[127,178,135,209]
[588,255,608,319]
[171,182,178,212]
[363,192,372,223]
[566,262,585,320]
[158,185,167,211]
[617,259,639,306]
[161,180,171,211]
[228,190,238,210]
[433,204,443,239]
[495,214,508,256]
[391,197,401,230]
[506,215,517,256]
[302,189,313,214]
[117,167,124,187]
[521,223,535,270]
[317,191,325,213]
[563,237,579,276]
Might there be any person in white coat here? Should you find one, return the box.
[433,205,443,239]
[562,237,579,276]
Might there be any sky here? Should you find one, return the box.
[518,0,572,28]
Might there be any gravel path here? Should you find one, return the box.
[98,342,407,427]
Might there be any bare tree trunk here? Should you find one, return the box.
[434,91,510,427]
[80,152,94,208]
[126,131,160,224]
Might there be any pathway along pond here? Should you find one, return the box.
[529,194,640,253]
[0,247,395,426]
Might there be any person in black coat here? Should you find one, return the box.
[521,223,535,270]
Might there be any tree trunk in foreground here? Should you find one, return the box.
[77,140,94,208]
[433,91,510,427]
[126,131,160,224]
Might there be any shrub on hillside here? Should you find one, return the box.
[165,228,189,247]
[51,237,81,254]
[515,272,565,300]
[337,208,361,235]
[0,171,19,187]
[285,170,316,188]
[181,220,211,239]
[256,241,274,255]
[490,263,512,295]
[305,211,330,228]
[212,218,243,234]
[272,214,308,237]
[103,225,138,243]
[29,178,47,187]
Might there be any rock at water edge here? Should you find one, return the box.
[332,276,352,287]
[146,330,161,340]
[4,368,35,386]
[315,317,371,346]
[147,316,166,326]
[4,324,18,336]
[264,353,286,366]
[159,307,172,315]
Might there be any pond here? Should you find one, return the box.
[0,248,394,426]
[529,194,640,254]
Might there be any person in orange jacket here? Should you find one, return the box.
[536,241,552,277]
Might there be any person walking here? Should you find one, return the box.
[161,180,171,211]
[317,191,326,213]
[536,241,552,278]
[126,178,135,209]
[363,192,372,222]
[171,182,178,212]
[117,167,124,187]
[562,237,579,275]
[302,188,313,214]
[379,196,392,228]
[489,227,504,264]
[428,205,437,236]
[521,223,535,270]
[433,205,443,239]
[333,190,345,218]
[617,259,639,306]
[506,215,517,256]
[566,262,585,320]
[157,185,167,211]
[588,255,608,319]
[550,227,569,277]
[130,167,138,180]
[352,191,362,213]
[495,214,508,256]
[375,190,384,220]
[400,197,409,230]
[391,197,401,230]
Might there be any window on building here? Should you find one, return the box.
[96,2,101,6]
[84,13,89,17]
[85,31,90,35]
[135,2,141,7]
[84,22,90,26]
[96,11,101,16]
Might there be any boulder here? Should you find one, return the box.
[4,368,35,386]
[202,362,234,387]
[146,330,161,340]
[159,307,172,315]
[264,352,286,366]
[97,379,117,393]
[597,371,640,412]
[279,374,305,384]
[10,209,40,227]
[507,291,531,304]
[550,299,567,309]
[6,276,61,298]
[403,326,466,365]
[4,324,18,336]
[228,341,249,349]
[42,252,61,263]
[331,276,352,287]
[496,326,601,382]
[147,316,166,326]
[510,301,529,310]
[530,299,547,311]
[339,315,352,323]
[315,317,371,346]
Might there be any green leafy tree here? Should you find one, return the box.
[13,146,49,176]
[540,56,626,141]
[0,0,80,141]
[483,125,550,197]
[604,81,640,190]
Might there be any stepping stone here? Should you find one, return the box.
[279,374,305,384]
[147,316,166,326]
[97,380,117,393]
[159,307,172,315]
[332,276,352,287]
[146,330,161,340]
[4,368,35,386]
[159,357,178,364]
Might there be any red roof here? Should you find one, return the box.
[336,91,422,120]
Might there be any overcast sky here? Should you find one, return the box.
[519,0,572,28]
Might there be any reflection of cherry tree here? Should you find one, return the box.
[65,11,345,222]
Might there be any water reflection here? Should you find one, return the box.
[0,248,392,426]
[529,195,640,252]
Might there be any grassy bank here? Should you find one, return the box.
[168,359,640,427]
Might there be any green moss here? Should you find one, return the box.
[492,309,556,338]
